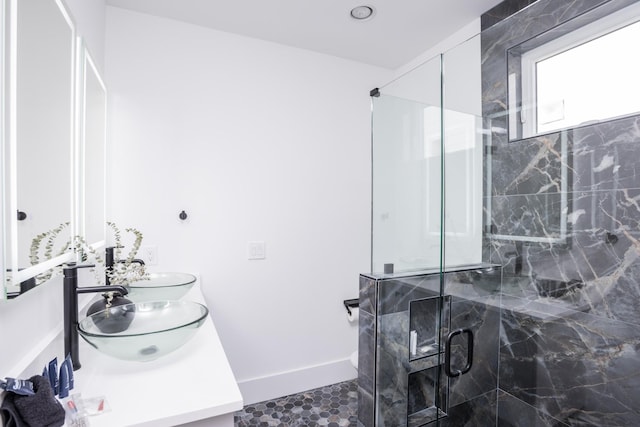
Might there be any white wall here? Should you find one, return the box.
[392,19,481,83]
[0,0,106,378]
[105,7,391,403]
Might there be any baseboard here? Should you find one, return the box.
[237,358,358,405]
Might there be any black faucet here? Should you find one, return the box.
[63,263,128,371]
[105,246,145,286]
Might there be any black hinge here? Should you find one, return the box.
[484,224,497,234]
[485,145,497,155]
[370,88,380,97]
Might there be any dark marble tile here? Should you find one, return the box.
[375,311,411,426]
[359,275,376,316]
[443,390,498,427]
[490,132,567,197]
[489,187,640,326]
[357,384,374,427]
[484,0,640,376]
[367,269,505,426]
[481,0,538,30]
[497,390,569,427]
[378,276,439,315]
[448,298,500,407]
[358,310,375,396]
[500,308,640,426]
[407,366,447,425]
[578,257,640,328]
[449,265,503,295]
[571,115,640,192]
[490,193,566,241]
[480,1,640,425]
[409,296,449,360]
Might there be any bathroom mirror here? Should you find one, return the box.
[1,0,7,295]
[81,48,106,249]
[4,0,76,295]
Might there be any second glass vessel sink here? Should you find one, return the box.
[78,300,208,362]
[125,272,197,301]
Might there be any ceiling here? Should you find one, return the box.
[105,0,504,69]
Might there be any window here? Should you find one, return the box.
[511,2,640,139]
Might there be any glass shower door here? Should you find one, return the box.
[370,34,493,426]
[371,54,450,427]
[438,34,501,426]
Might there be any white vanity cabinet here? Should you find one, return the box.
[71,281,243,427]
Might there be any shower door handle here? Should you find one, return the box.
[444,328,474,377]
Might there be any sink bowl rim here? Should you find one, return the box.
[126,272,197,289]
[78,300,209,338]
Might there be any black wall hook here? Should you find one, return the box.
[17,210,27,221]
[179,210,188,220]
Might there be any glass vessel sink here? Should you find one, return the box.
[78,300,208,362]
[125,272,197,302]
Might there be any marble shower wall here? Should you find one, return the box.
[358,268,501,427]
[482,0,640,425]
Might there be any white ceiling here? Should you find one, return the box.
[105,0,504,69]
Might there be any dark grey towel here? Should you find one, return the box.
[1,392,28,427]
[12,376,64,427]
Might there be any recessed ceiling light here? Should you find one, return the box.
[350,5,375,21]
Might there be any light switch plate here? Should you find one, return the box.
[248,241,265,260]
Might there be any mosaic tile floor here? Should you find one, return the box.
[234,379,358,427]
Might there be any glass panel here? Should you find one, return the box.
[441,34,484,270]
[371,55,442,275]
[441,35,501,426]
[371,53,447,426]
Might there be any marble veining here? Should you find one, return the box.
[359,269,501,426]
[482,0,640,425]
[500,306,640,426]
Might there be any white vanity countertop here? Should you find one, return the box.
[70,282,243,427]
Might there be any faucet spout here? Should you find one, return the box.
[63,264,128,371]
[77,285,128,295]
[119,258,145,266]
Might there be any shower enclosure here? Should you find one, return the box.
[358,0,640,426]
